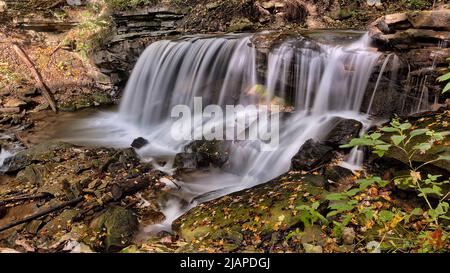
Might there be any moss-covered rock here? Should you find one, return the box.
[173,173,329,252]
[91,207,139,252]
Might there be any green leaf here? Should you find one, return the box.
[376,178,390,188]
[437,72,450,82]
[370,133,382,140]
[345,188,361,197]
[379,210,394,222]
[398,123,412,131]
[325,193,347,201]
[437,155,450,161]
[358,179,374,190]
[410,208,423,216]
[381,127,400,133]
[329,203,354,213]
[391,135,406,145]
[443,81,450,93]
[363,208,375,220]
[340,138,373,148]
[418,186,442,197]
[373,150,386,157]
[374,144,391,151]
[413,142,432,152]
[410,129,429,138]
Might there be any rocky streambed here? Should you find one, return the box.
[0,2,449,253]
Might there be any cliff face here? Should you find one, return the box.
[0,0,448,106]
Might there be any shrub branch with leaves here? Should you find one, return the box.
[339,119,450,252]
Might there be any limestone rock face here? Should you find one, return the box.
[92,7,184,86]
[369,9,450,50]
[368,9,450,113]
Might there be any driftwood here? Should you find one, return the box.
[0,192,52,206]
[0,196,83,233]
[74,177,153,222]
[109,176,153,201]
[11,43,58,113]
[0,176,154,232]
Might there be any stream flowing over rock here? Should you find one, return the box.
[51,28,446,242]
[1,1,449,253]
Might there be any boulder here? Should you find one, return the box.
[173,173,328,248]
[174,140,230,170]
[324,118,363,147]
[291,139,334,171]
[407,10,450,31]
[2,142,73,173]
[131,137,149,149]
[91,207,139,252]
[369,10,450,49]
[324,165,355,192]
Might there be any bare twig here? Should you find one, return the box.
[0,192,52,206]
[0,196,83,233]
[11,42,58,112]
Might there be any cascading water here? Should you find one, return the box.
[30,32,407,234]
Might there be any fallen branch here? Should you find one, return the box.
[11,42,58,112]
[0,192,52,206]
[0,196,83,233]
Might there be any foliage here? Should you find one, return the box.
[437,57,450,94]
[62,5,113,59]
[338,119,450,252]
[403,0,428,9]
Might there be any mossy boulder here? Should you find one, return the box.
[173,173,329,252]
[174,140,230,170]
[91,207,139,252]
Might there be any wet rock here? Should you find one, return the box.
[324,118,362,147]
[173,173,328,247]
[140,209,165,226]
[291,139,333,171]
[16,164,49,185]
[407,10,450,31]
[2,142,73,173]
[38,209,78,237]
[91,207,139,252]
[174,140,230,170]
[131,137,149,149]
[369,10,450,49]
[92,8,184,85]
[324,166,355,192]
[92,91,113,105]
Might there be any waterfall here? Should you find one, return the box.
[29,32,393,232]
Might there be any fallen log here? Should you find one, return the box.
[0,192,52,206]
[0,196,83,233]
[11,42,58,112]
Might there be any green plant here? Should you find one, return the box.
[404,0,428,9]
[340,119,449,251]
[296,201,328,228]
[437,57,450,93]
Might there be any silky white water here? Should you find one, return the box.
[3,32,419,234]
[52,32,386,233]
